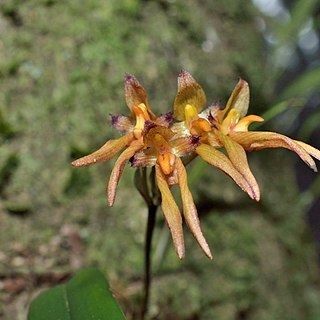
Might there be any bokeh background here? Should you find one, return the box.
[1,0,320,319]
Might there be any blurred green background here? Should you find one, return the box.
[1,0,320,319]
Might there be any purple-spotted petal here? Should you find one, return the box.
[111,114,134,133]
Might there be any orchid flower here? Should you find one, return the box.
[72,74,155,206]
[172,71,260,201]
[72,73,212,259]
[72,71,320,260]
[209,79,320,175]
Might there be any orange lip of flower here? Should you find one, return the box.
[152,133,174,175]
[184,104,211,137]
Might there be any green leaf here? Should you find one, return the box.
[279,67,320,100]
[250,98,304,130]
[27,268,126,320]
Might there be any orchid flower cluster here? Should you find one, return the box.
[72,71,320,260]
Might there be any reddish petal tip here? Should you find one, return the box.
[124,73,138,85]
[178,69,190,78]
[248,188,260,202]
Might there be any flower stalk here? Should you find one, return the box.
[141,202,157,320]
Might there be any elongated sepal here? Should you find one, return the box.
[231,131,319,172]
[155,163,185,259]
[217,132,260,201]
[196,144,258,200]
[175,157,213,259]
[107,139,144,206]
[71,134,133,167]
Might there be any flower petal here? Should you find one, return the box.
[230,131,318,172]
[111,114,134,133]
[233,115,264,132]
[171,136,200,157]
[220,79,249,122]
[124,73,156,118]
[227,79,250,116]
[217,132,260,201]
[155,163,185,259]
[173,70,206,121]
[175,157,213,259]
[71,134,133,167]
[107,139,144,206]
[130,149,157,168]
[294,140,320,162]
[196,144,257,200]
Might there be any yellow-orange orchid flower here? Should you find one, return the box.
[132,125,212,259]
[72,74,156,206]
[72,70,320,261]
[172,71,260,201]
[72,73,211,259]
[207,79,320,179]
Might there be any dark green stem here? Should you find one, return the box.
[141,204,157,319]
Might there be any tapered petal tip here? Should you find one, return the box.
[238,77,248,88]
[207,251,213,260]
[71,157,95,167]
[124,73,140,95]
[177,70,195,87]
[178,69,190,78]
[202,244,213,260]
[177,247,185,260]
[124,72,136,83]
[200,240,213,259]
[71,160,80,167]
[253,191,261,202]
[107,198,114,207]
